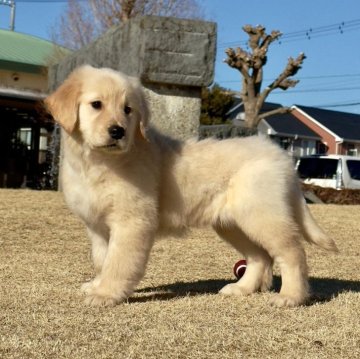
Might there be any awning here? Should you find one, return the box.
[0,87,47,101]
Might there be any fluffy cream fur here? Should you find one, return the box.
[45,65,338,307]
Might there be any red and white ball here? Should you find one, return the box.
[233,259,247,279]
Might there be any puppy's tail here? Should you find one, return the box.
[299,199,339,252]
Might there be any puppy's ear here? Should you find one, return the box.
[139,86,150,140]
[45,69,83,134]
[139,93,150,141]
[130,78,150,141]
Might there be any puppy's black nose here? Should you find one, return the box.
[108,125,125,140]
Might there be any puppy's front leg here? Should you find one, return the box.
[80,227,109,295]
[87,227,109,274]
[83,221,155,306]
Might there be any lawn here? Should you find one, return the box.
[0,189,359,358]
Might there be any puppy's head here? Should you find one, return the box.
[45,65,149,152]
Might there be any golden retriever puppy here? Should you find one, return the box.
[45,65,338,307]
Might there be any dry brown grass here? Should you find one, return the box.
[0,189,359,359]
[302,183,360,204]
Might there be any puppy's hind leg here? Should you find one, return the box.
[214,226,273,296]
[235,212,310,308]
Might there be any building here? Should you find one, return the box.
[0,29,68,188]
[292,105,360,157]
[227,99,360,158]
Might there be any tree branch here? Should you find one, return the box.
[269,53,306,90]
[242,24,265,50]
[277,78,299,90]
[258,106,291,120]
[224,47,251,80]
[259,30,282,51]
[120,0,136,21]
[258,52,306,107]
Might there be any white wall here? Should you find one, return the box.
[0,69,47,93]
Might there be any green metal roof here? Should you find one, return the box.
[0,29,69,73]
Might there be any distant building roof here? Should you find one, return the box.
[257,103,321,140]
[226,97,243,121]
[295,105,360,142]
[264,114,321,140]
[0,29,69,73]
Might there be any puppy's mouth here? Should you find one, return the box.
[101,143,118,149]
[95,141,122,151]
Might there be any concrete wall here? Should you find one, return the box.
[48,16,217,140]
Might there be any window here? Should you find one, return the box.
[297,158,339,179]
[39,128,49,164]
[18,128,32,150]
[299,140,316,156]
[346,160,360,180]
[347,149,358,157]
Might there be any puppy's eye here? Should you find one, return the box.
[91,101,102,110]
[124,105,132,115]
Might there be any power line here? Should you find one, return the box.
[216,80,360,98]
[317,101,360,108]
[271,86,360,94]
[218,18,360,49]
[287,73,360,80]
[219,73,360,84]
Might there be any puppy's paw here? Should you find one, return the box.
[219,283,251,296]
[269,294,307,308]
[82,280,131,307]
[85,293,120,307]
[81,281,94,294]
[81,276,102,294]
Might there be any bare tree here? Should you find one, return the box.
[225,25,306,129]
[52,0,204,50]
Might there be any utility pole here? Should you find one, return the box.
[0,0,16,31]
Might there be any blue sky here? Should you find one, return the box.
[1,0,360,113]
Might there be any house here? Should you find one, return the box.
[226,99,360,158]
[0,29,68,188]
[257,103,323,157]
[226,100,322,157]
[292,105,360,157]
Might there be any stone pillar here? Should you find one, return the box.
[48,15,216,139]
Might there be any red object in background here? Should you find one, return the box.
[233,259,247,279]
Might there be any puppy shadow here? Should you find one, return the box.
[130,279,228,303]
[307,277,360,304]
[130,277,360,305]
[271,276,360,305]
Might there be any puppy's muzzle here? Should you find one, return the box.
[108,125,125,140]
